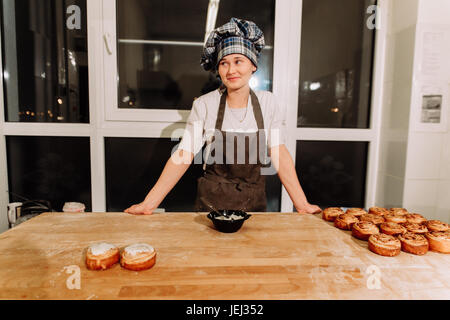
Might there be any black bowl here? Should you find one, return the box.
[207,210,252,233]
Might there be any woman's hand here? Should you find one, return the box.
[124,151,194,216]
[295,202,322,215]
[124,201,156,215]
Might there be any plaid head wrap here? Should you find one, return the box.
[201,17,265,72]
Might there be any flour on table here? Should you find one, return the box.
[215,214,244,221]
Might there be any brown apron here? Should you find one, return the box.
[195,89,267,212]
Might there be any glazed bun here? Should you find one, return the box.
[403,222,428,234]
[368,207,388,216]
[352,221,379,241]
[380,222,407,236]
[426,220,449,232]
[120,243,157,271]
[345,208,366,218]
[368,234,401,257]
[425,231,450,253]
[384,213,407,224]
[86,242,120,270]
[334,213,359,230]
[322,207,344,222]
[404,213,427,225]
[360,213,385,226]
[398,232,429,255]
[389,208,408,215]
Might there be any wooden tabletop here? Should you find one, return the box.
[0,211,449,300]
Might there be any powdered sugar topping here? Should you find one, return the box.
[124,243,155,255]
[88,242,116,255]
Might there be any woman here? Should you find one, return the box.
[125,18,320,215]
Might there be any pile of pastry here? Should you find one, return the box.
[85,242,156,271]
[323,207,450,256]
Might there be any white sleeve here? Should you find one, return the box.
[177,98,206,155]
[267,93,287,148]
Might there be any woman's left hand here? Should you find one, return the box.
[295,202,322,215]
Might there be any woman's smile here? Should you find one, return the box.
[218,53,257,91]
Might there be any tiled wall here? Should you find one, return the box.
[403,0,450,223]
[377,0,450,223]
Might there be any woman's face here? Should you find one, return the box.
[217,54,257,91]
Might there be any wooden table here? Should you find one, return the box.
[0,212,449,300]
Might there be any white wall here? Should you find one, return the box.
[376,0,450,223]
[376,0,419,209]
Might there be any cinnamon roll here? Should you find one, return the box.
[85,242,120,270]
[389,208,408,215]
[368,233,401,257]
[345,208,366,218]
[360,213,385,226]
[120,243,157,271]
[398,232,429,255]
[334,213,359,230]
[403,222,428,234]
[404,213,427,225]
[322,207,344,222]
[426,220,449,232]
[352,221,379,241]
[369,207,389,216]
[425,231,450,253]
[380,222,407,236]
[384,213,407,224]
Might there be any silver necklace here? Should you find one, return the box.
[227,101,249,123]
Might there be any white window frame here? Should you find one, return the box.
[0,0,388,232]
[278,0,388,211]
[102,0,191,123]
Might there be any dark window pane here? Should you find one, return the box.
[295,141,368,208]
[265,172,281,212]
[1,0,89,123]
[116,0,274,109]
[297,0,376,128]
[105,138,281,212]
[6,136,92,211]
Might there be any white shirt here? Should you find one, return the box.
[177,89,286,155]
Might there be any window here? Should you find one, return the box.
[105,137,203,212]
[279,0,382,212]
[1,0,89,123]
[6,136,92,211]
[105,137,281,211]
[295,141,368,208]
[115,0,275,110]
[297,0,376,128]
[0,0,384,228]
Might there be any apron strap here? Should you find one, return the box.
[215,90,227,130]
[250,89,265,130]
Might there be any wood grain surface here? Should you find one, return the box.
[0,211,449,300]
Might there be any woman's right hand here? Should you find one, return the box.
[124,151,193,216]
[124,201,156,215]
